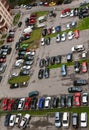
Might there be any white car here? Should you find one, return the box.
[61,32,66,41]
[82,93,88,106]
[71,21,77,28]
[71,45,85,52]
[44,97,51,108]
[62,112,69,128]
[82,51,87,58]
[66,23,71,29]
[22,65,31,70]
[52,27,56,33]
[80,112,87,127]
[41,38,45,46]
[55,112,62,128]
[9,115,16,127]
[67,31,74,40]
[10,72,19,78]
[70,10,74,17]
[56,34,61,43]
[18,98,25,110]
[60,13,67,18]
[19,114,31,129]
[15,113,22,124]
[15,59,24,67]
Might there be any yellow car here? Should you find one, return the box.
[49,2,56,6]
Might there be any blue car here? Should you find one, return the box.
[61,64,67,76]
[55,26,61,32]
[38,97,45,109]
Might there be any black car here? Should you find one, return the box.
[38,69,44,79]
[45,37,51,45]
[10,83,19,89]
[52,96,59,108]
[68,87,82,93]
[13,99,20,110]
[72,113,79,128]
[0,76,2,82]
[74,8,79,16]
[42,29,47,36]
[50,56,55,65]
[39,58,45,68]
[66,53,72,62]
[18,21,22,27]
[60,95,66,107]
[55,55,61,64]
[66,95,73,107]
[73,79,87,86]
[15,42,20,50]
[30,97,38,109]
[45,57,50,67]
[25,55,34,61]
[4,113,11,126]
[28,91,39,97]
[44,68,50,78]
[7,47,12,54]
[74,61,80,73]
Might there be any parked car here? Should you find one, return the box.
[30,97,38,110]
[4,113,11,126]
[10,83,19,89]
[38,97,45,109]
[2,98,9,110]
[45,57,50,67]
[9,114,16,127]
[74,30,79,39]
[28,91,39,97]
[68,86,82,93]
[81,62,88,73]
[66,95,73,107]
[44,68,50,78]
[82,93,88,106]
[18,21,22,27]
[61,64,67,76]
[39,58,45,68]
[62,112,69,128]
[60,95,66,107]
[66,53,72,62]
[67,31,74,40]
[15,113,22,124]
[50,56,55,65]
[24,98,32,110]
[72,113,79,128]
[73,79,87,86]
[20,69,30,75]
[72,45,85,52]
[81,51,87,58]
[74,61,81,73]
[38,69,44,79]
[41,38,45,46]
[73,93,81,106]
[19,114,30,129]
[55,55,61,64]
[61,32,66,41]
[56,34,61,43]
[55,112,62,128]
[80,112,87,127]
[52,96,59,108]
[7,99,15,111]
[45,37,50,45]
[44,97,51,108]
[17,98,25,110]
[13,99,20,110]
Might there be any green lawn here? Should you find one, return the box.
[1,34,7,39]
[13,13,21,26]
[8,76,30,84]
[0,40,4,46]
[34,11,49,18]
[49,58,89,69]
[21,28,42,49]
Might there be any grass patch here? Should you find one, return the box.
[1,34,7,39]
[0,40,4,46]
[8,76,30,84]
[49,58,89,69]
[13,13,21,26]
[35,11,49,18]
[21,28,42,49]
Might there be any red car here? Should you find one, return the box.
[0,57,6,63]
[74,30,79,39]
[43,2,49,6]
[29,18,36,24]
[62,8,70,14]
[7,99,15,111]
[2,98,9,110]
[82,62,88,73]
[24,98,32,110]
[7,37,14,42]
[74,93,81,106]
